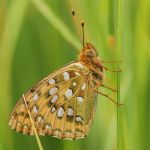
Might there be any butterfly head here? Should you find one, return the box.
[81,43,98,59]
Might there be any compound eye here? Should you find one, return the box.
[86,50,94,57]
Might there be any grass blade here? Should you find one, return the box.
[31,0,81,49]
[0,0,29,149]
[117,0,123,149]
[22,94,44,150]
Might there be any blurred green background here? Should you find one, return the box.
[0,0,150,150]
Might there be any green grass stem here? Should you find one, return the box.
[117,0,123,149]
[23,94,44,150]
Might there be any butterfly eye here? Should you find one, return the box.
[85,50,92,57]
[85,49,98,58]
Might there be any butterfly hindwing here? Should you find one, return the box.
[9,61,98,139]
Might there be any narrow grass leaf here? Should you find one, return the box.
[31,0,81,49]
[116,0,123,149]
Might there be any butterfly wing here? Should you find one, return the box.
[60,80,98,139]
[9,61,98,140]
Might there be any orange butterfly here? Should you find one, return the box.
[9,10,122,140]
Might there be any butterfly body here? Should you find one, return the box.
[79,43,104,85]
[9,43,104,140]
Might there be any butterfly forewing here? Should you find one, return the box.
[9,61,98,139]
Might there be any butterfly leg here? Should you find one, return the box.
[103,66,122,72]
[92,80,117,93]
[94,90,123,105]
[101,84,117,92]
[101,60,122,63]
[89,66,104,79]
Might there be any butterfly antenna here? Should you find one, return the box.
[81,21,85,47]
[71,10,82,42]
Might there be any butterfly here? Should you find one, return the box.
[9,11,121,140]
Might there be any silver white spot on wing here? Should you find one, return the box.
[75,72,80,76]
[75,116,83,123]
[49,87,58,95]
[51,95,58,103]
[51,106,56,112]
[77,96,84,104]
[67,108,74,116]
[75,63,84,69]
[37,116,41,122]
[81,83,86,90]
[44,124,51,130]
[17,122,21,127]
[23,125,27,129]
[73,82,77,86]
[36,116,43,123]
[33,93,39,101]
[57,107,64,118]
[65,89,73,99]
[32,105,38,113]
[63,72,70,81]
[48,79,55,85]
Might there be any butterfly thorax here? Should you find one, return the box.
[79,43,104,83]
